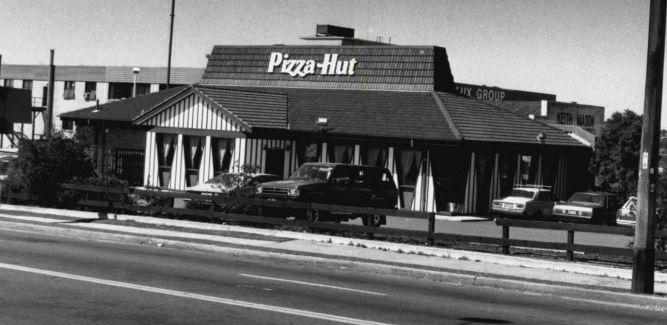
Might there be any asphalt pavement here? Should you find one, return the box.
[0,203,665,323]
[1,226,666,324]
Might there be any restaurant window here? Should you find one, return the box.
[22,80,33,91]
[212,138,235,175]
[62,120,74,130]
[184,136,204,186]
[361,146,387,167]
[3,79,14,88]
[156,133,177,187]
[297,142,320,164]
[328,144,354,164]
[84,82,97,101]
[159,83,185,90]
[63,81,76,100]
[108,82,132,100]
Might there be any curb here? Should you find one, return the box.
[3,203,662,283]
[0,218,665,311]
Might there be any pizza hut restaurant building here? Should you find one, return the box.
[128,45,592,214]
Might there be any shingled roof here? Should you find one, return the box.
[201,46,457,92]
[436,92,581,146]
[60,86,188,122]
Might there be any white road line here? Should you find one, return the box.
[240,273,388,296]
[0,262,394,325]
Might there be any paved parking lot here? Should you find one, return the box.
[345,215,633,249]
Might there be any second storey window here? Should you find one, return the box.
[22,80,33,91]
[63,81,75,100]
[84,82,97,101]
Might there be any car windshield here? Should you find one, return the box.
[205,174,229,184]
[567,193,605,205]
[509,190,535,198]
[290,165,333,181]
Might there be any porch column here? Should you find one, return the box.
[488,153,500,208]
[554,156,568,199]
[536,154,544,185]
[320,142,328,163]
[353,144,361,165]
[463,152,477,214]
[198,136,213,185]
[513,154,522,185]
[143,131,160,187]
[168,134,186,190]
[387,147,400,208]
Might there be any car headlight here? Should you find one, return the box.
[256,186,263,194]
[288,188,300,197]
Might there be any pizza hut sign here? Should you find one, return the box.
[267,52,358,77]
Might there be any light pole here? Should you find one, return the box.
[132,67,140,97]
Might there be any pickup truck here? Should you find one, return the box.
[256,163,398,226]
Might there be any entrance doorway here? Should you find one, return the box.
[265,148,285,177]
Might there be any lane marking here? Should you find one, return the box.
[240,273,388,296]
[0,262,393,325]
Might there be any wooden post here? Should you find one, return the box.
[166,0,175,88]
[45,50,55,137]
[567,230,574,261]
[633,0,666,294]
[502,225,510,254]
[427,212,436,246]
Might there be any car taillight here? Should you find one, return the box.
[581,210,592,217]
[515,204,525,208]
[492,201,501,207]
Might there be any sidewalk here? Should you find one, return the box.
[0,203,665,310]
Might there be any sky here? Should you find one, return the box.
[0,0,661,126]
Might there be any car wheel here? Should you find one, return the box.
[307,209,321,222]
[362,214,384,227]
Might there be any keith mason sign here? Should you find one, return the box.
[267,52,358,77]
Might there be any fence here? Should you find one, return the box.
[51,184,667,262]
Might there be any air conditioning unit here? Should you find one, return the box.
[83,92,97,101]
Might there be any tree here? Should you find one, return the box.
[589,110,643,198]
[5,132,95,205]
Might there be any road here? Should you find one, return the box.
[0,227,664,324]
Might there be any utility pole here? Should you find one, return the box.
[166,0,175,89]
[45,49,55,138]
[632,0,666,294]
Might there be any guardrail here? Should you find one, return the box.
[60,184,438,245]
[44,184,667,262]
[495,218,667,261]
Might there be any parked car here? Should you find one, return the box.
[256,163,398,226]
[491,185,557,218]
[185,173,281,210]
[616,196,637,227]
[553,191,621,225]
[185,173,281,195]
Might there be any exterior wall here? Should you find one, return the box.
[143,93,247,132]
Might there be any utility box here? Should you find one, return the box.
[316,24,355,38]
[0,87,32,133]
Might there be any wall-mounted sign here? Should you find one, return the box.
[267,52,358,77]
[556,112,595,128]
[454,83,556,102]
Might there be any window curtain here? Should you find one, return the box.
[162,134,175,165]
[365,148,386,167]
[216,138,229,172]
[189,137,203,169]
[400,150,415,184]
[332,144,353,163]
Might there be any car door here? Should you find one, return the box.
[328,165,354,206]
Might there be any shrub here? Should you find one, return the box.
[5,133,94,206]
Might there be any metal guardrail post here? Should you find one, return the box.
[567,230,575,261]
[502,225,510,254]
[427,212,436,246]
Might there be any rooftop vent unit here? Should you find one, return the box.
[316,24,355,38]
